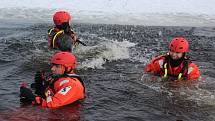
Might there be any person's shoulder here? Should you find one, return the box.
[69,29,76,35]
[55,77,73,86]
[48,27,54,31]
[151,54,166,63]
[48,27,59,34]
[48,27,55,31]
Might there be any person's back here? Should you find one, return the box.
[48,11,77,52]
[145,37,200,81]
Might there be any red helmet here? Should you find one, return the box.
[53,11,71,25]
[169,37,189,53]
[51,52,76,69]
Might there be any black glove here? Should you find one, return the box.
[31,71,48,97]
[34,71,46,84]
[20,84,36,103]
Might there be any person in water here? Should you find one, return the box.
[145,37,200,81]
[20,52,85,108]
[48,11,79,52]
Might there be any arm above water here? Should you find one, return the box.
[187,63,201,80]
[144,55,165,75]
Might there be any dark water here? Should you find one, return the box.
[0,23,215,121]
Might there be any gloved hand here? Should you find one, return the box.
[31,71,48,97]
[34,70,45,84]
[20,82,36,103]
